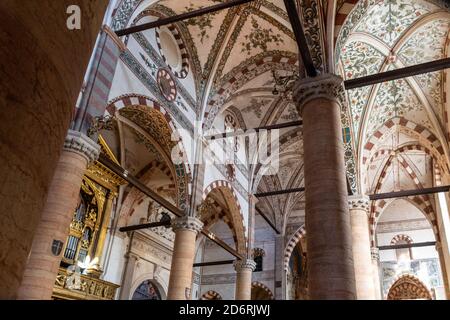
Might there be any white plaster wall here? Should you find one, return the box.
[198,221,237,300]
[102,234,128,285]
[109,60,154,102]
[378,229,438,262]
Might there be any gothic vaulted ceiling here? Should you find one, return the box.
[137,0,308,229]
[336,0,450,195]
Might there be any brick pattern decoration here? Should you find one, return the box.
[368,145,440,247]
[333,0,358,47]
[201,196,240,249]
[201,290,222,300]
[368,144,437,165]
[362,117,445,166]
[385,274,433,300]
[106,93,190,176]
[251,281,274,300]
[155,25,190,79]
[203,53,298,130]
[74,29,122,134]
[434,163,443,186]
[370,196,439,248]
[283,225,306,271]
[202,180,247,254]
[390,234,413,245]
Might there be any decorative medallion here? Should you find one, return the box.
[157,69,177,102]
[155,25,190,79]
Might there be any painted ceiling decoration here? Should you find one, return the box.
[108,0,449,232]
[336,0,450,194]
[155,24,190,78]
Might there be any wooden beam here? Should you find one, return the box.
[255,187,305,198]
[369,185,450,201]
[283,0,317,77]
[255,207,281,234]
[344,57,450,90]
[378,241,436,251]
[193,260,235,267]
[98,153,244,260]
[119,221,171,233]
[205,120,302,140]
[98,153,184,217]
[201,229,245,260]
[115,0,254,37]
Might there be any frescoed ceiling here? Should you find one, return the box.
[110,0,449,232]
[109,0,315,231]
[145,0,305,229]
[336,0,450,195]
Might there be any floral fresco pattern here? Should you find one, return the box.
[241,17,284,55]
[355,0,438,47]
[397,18,449,126]
[340,41,385,140]
[365,75,433,140]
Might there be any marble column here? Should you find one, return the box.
[167,216,203,300]
[293,74,356,299]
[0,0,108,299]
[17,130,100,300]
[436,241,450,299]
[119,252,139,300]
[234,259,256,300]
[274,234,285,300]
[349,195,376,299]
[371,247,382,300]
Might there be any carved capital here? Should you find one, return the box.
[348,195,370,212]
[371,247,380,261]
[234,259,256,272]
[435,241,442,251]
[293,73,345,115]
[64,130,100,164]
[171,216,203,234]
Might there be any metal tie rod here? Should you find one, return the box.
[115,0,255,37]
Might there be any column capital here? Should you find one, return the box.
[370,247,380,261]
[435,241,442,250]
[348,195,370,211]
[171,216,203,234]
[234,259,256,272]
[64,129,100,164]
[293,73,345,115]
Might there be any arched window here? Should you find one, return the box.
[132,280,161,300]
[391,234,414,262]
[253,248,265,272]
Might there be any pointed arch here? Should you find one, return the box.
[251,281,274,300]
[201,180,247,255]
[284,225,306,271]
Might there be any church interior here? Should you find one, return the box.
[1,0,450,300]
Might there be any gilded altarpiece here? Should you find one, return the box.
[52,136,126,300]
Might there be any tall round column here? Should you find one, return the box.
[371,247,382,299]
[17,130,100,299]
[234,259,256,300]
[167,216,203,300]
[349,195,376,299]
[294,74,356,299]
[435,242,450,299]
